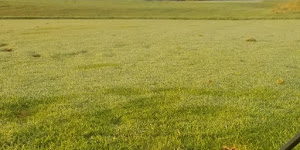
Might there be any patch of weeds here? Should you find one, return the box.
[277,78,284,85]
[29,52,41,58]
[246,38,257,42]
[111,115,122,125]
[78,63,121,70]
[52,50,88,58]
[0,48,13,52]
[32,54,41,58]
[65,50,88,56]
[0,43,8,47]
[207,79,213,84]
[0,5,9,8]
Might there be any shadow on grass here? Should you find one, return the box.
[0,86,287,149]
[102,87,281,101]
[0,95,75,122]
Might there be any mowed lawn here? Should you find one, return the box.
[0,20,300,149]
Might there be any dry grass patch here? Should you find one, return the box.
[273,0,300,14]
[222,145,239,150]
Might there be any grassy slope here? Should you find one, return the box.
[0,20,300,149]
[0,0,299,19]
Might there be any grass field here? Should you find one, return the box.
[1,19,300,149]
[0,0,300,19]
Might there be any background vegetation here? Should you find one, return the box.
[0,0,300,19]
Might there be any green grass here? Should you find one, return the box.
[0,0,300,19]
[0,19,300,149]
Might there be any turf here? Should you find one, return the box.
[0,0,300,19]
[0,19,300,149]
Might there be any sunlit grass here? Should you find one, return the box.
[0,20,300,149]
